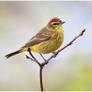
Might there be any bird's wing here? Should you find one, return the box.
[23,27,52,48]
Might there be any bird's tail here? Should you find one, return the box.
[5,49,24,59]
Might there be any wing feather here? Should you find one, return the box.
[23,27,52,48]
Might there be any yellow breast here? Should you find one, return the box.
[30,26,64,54]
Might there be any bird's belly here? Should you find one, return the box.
[30,33,64,54]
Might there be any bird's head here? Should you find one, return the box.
[48,17,65,29]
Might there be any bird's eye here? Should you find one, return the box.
[52,22,59,26]
[53,23,57,25]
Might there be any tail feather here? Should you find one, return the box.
[5,49,23,59]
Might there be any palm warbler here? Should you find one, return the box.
[5,17,65,58]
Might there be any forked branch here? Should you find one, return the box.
[26,29,86,91]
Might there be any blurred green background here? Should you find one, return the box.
[0,1,92,91]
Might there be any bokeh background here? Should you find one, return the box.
[0,1,92,91]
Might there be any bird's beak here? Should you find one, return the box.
[61,21,66,24]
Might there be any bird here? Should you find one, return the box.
[5,17,65,58]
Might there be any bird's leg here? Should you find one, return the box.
[52,51,58,58]
[39,53,47,63]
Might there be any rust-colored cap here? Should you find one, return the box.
[48,17,61,24]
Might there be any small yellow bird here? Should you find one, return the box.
[5,17,65,58]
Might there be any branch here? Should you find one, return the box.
[46,29,86,63]
[26,48,44,91]
[40,66,43,91]
[26,29,86,91]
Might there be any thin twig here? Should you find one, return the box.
[26,55,35,61]
[27,48,41,66]
[26,29,86,91]
[40,66,43,91]
[39,53,47,62]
